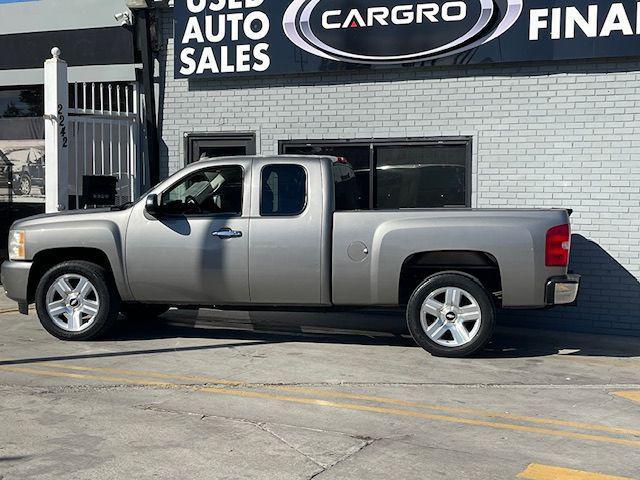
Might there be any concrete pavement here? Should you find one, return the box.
[1,300,639,479]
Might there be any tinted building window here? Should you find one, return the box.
[282,143,369,209]
[0,86,43,118]
[281,138,470,210]
[0,86,45,141]
[261,164,306,216]
[332,160,364,211]
[185,134,256,164]
[376,145,467,209]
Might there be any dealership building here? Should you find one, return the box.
[0,0,638,336]
[151,0,640,336]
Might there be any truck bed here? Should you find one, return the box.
[331,208,570,308]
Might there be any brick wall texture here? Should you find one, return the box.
[158,9,640,336]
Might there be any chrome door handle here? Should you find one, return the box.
[212,228,242,239]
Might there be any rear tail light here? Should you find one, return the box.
[545,224,571,267]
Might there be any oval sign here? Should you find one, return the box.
[283,0,524,64]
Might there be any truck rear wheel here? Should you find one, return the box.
[406,273,495,357]
[35,260,120,341]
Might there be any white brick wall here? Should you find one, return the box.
[158,10,640,335]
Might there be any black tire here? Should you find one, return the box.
[406,273,495,358]
[35,260,120,341]
[17,173,31,195]
[120,303,170,321]
[11,175,26,195]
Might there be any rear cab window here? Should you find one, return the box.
[260,164,307,216]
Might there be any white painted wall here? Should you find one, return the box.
[0,0,131,35]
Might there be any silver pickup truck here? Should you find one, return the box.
[1,155,579,357]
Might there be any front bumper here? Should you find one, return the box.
[545,274,580,305]
[1,260,32,313]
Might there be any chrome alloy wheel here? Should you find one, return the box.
[419,286,482,347]
[45,274,100,332]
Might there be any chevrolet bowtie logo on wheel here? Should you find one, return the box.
[283,0,523,64]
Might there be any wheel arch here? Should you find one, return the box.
[398,250,502,305]
[27,248,121,303]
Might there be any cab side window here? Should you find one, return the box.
[161,165,243,215]
[260,164,307,216]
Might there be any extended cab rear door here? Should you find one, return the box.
[248,158,331,305]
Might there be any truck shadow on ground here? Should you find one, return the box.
[2,313,637,367]
[0,339,276,366]
[108,306,640,360]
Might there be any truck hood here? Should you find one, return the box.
[11,207,124,230]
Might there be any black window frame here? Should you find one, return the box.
[159,164,245,218]
[184,133,256,165]
[279,137,472,210]
[259,163,308,217]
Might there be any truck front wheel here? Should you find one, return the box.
[35,261,120,341]
[406,273,495,358]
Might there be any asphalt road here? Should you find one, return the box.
[1,300,639,480]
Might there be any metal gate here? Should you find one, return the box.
[68,82,139,206]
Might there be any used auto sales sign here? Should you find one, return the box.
[175,0,640,78]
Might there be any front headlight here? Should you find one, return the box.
[9,230,26,261]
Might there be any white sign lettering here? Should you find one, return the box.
[530,2,640,40]
[180,0,271,76]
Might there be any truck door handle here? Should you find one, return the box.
[212,228,242,239]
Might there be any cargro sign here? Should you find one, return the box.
[174,0,640,78]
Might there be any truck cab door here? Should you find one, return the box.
[248,159,330,305]
[125,161,251,305]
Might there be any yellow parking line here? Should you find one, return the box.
[195,385,640,448]
[38,362,640,438]
[41,363,243,385]
[2,363,640,449]
[518,463,636,480]
[0,365,173,387]
[0,308,18,315]
[612,391,640,404]
[272,385,640,438]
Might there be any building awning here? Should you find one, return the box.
[0,24,137,87]
[0,64,139,87]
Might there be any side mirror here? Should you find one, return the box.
[145,193,160,216]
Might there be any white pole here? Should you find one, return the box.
[44,47,69,213]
